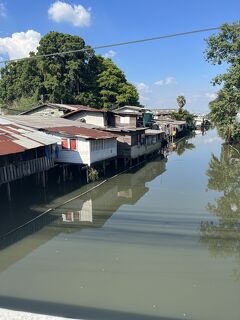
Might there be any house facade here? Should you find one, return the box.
[63,106,107,128]
[104,127,165,160]
[45,126,117,166]
[107,111,143,128]
[0,118,57,186]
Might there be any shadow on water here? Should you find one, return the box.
[0,296,186,320]
[200,144,240,280]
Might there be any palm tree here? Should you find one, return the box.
[176,95,186,113]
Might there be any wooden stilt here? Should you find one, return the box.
[42,171,46,188]
[103,160,106,177]
[86,167,89,184]
[7,182,11,201]
[63,166,66,182]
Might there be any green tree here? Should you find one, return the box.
[0,32,139,110]
[205,22,240,143]
[176,95,186,113]
[172,95,194,125]
[97,58,139,109]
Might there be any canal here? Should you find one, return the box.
[0,129,240,320]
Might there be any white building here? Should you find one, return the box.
[63,106,107,128]
[45,126,117,166]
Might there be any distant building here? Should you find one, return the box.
[151,108,178,120]
[156,119,188,137]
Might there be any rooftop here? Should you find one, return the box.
[45,126,117,140]
[20,103,80,115]
[145,129,165,135]
[103,127,146,133]
[0,117,57,156]
[63,106,105,118]
[1,115,98,130]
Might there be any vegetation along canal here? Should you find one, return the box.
[0,129,240,320]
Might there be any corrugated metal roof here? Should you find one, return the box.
[0,117,58,156]
[103,127,146,133]
[1,115,98,130]
[113,111,142,116]
[45,126,117,140]
[20,103,79,115]
[63,106,105,118]
[145,129,165,135]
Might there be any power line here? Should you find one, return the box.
[0,26,222,65]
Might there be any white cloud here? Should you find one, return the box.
[103,50,116,58]
[154,80,164,86]
[205,92,217,101]
[48,1,91,27]
[154,76,177,86]
[0,3,6,17]
[136,82,152,93]
[0,30,41,60]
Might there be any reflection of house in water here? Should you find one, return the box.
[54,158,167,228]
[0,157,166,272]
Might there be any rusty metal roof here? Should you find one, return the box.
[0,118,58,156]
[45,126,117,140]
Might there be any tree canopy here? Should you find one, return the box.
[205,22,240,143]
[0,31,139,111]
[176,95,186,112]
[171,95,194,124]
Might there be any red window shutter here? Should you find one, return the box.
[70,139,77,151]
[62,139,69,149]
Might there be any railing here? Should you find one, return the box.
[0,157,55,185]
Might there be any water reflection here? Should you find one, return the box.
[200,144,240,279]
[174,139,195,156]
[0,158,167,272]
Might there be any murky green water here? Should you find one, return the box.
[0,129,240,320]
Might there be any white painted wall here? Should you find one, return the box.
[68,112,106,127]
[90,139,117,164]
[47,132,117,165]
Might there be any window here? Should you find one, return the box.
[120,116,130,124]
[61,139,69,150]
[70,139,77,151]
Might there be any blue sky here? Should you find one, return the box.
[0,0,239,112]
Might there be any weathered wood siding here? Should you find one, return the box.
[0,157,55,185]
